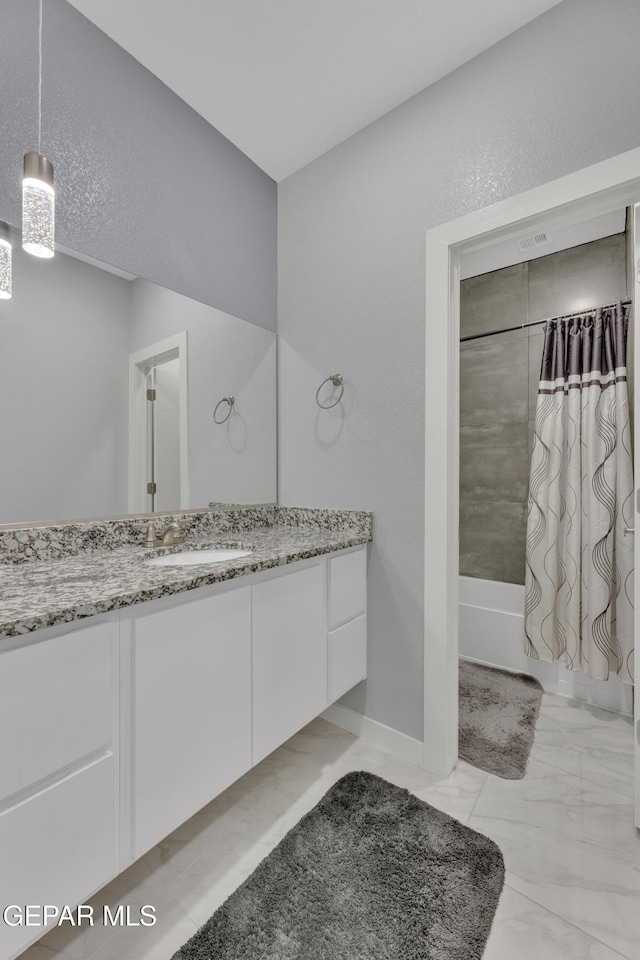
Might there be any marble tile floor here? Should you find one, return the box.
[21,693,637,960]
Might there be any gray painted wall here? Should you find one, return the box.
[460,234,628,585]
[0,0,276,332]
[0,235,131,523]
[278,0,640,741]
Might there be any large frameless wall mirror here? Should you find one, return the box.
[0,225,277,525]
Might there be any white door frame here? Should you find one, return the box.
[424,146,640,780]
[128,331,190,513]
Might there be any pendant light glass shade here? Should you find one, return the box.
[22,152,54,259]
[0,222,12,299]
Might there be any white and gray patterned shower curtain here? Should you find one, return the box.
[525,302,634,684]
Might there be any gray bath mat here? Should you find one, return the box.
[459,659,543,779]
[171,770,505,960]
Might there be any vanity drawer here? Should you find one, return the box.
[0,753,116,960]
[328,548,366,629]
[328,614,367,701]
[0,622,115,803]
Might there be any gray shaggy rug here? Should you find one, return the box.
[171,770,505,960]
[459,660,543,780]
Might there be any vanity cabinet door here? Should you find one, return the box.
[0,755,116,960]
[0,622,118,960]
[252,563,327,764]
[132,586,252,859]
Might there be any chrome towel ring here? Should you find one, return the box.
[315,374,344,409]
[213,396,234,424]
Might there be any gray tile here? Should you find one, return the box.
[460,262,528,340]
[528,333,545,419]
[459,500,527,585]
[460,325,529,348]
[528,234,627,323]
[460,421,529,502]
[460,337,528,424]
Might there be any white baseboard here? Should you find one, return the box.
[321,703,424,767]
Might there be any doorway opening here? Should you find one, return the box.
[128,331,189,514]
[458,212,633,713]
[424,147,640,826]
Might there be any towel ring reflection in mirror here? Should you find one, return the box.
[213,395,234,424]
[315,374,344,409]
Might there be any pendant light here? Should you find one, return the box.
[0,222,12,299]
[22,0,54,259]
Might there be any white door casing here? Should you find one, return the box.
[128,331,189,513]
[633,203,640,829]
[425,147,640,814]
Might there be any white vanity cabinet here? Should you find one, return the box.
[0,543,367,960]
[131,585,252,859]
[252,561,328,763]
[127,548,367,856]
[0,621,119,960]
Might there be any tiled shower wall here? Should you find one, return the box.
[459,233,629,585]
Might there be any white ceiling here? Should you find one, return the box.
[67,0,561,182]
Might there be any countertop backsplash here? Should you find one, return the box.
[0,506,372,566]
[0,506,372,639]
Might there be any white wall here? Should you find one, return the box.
[0,240,131,523]
[129,279,277,507]
[277,0,640,741]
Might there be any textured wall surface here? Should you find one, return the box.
[460,234,628,585]
[278,0,640,741]
[0,0,276,331]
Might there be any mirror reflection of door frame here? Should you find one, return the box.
[128,331,189,513]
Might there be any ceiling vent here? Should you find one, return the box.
[516,231,552,253]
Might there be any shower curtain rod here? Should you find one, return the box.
[460,297,632,343]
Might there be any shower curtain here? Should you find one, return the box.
[525,302,634,684]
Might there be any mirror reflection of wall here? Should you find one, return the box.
[0,226,277,525]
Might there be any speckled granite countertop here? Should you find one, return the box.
[0,508,372,640]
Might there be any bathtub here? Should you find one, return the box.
[459,576,633,716]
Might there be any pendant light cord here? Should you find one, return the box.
[37,0,43,153]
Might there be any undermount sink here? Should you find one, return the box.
[146,547,253,567]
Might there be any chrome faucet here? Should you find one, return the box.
[162,522,185,545]
[143,522,161,547]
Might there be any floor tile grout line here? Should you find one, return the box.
[461,766,490,823]
[469,810,637,865]
[527,749,634,798]
[501,880,634,960]
[524,753,636,803]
